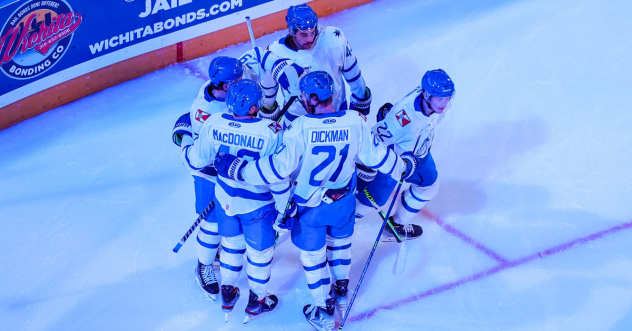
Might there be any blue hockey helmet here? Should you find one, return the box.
[226,79,263,116]
[208,56,243,87]
[286,4,319,34]
[421,69,455,98]
[300,71,335,101]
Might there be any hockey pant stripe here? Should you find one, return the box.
[246,244,274,297]
[326,236,352,281]
[220,235,246,287]
[196,220,220,265]
[393,181,440,225]
[299,246,331,307]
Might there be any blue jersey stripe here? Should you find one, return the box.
[184,145,204,171]
[270,183,290,195]
[345,71,362,83]
[343,59,358,73]
[217,178,273,201]
[369,148,391,169]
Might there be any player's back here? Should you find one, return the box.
[288,111,369,207]
[207,113,283,215]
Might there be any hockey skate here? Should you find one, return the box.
[381,218,423,242]
[194,261,219,301]
[243,290,279,324]
[221,285,240,322]
[303,298,336,331]
[330,279,349,318]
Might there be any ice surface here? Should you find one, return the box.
[1,0,632,330]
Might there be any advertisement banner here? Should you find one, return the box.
[0,0,283,105]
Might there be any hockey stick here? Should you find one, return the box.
[363,190,407,275]
[273,183,296,248]
[172,200,215,253]
[339,178,405,331]
[339,138,420,330]
[245,16,297,125]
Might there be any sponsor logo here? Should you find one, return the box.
[323,118,336,124]
[395,109,411,127]
[228,122,241,128]
[0,0,82,80]
[195,109,210,122]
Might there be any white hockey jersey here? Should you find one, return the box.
[373,86,445,158]
[267,27,366,121]
[181,113,287,215]
[183,47,297,180]
[241,111,405,207]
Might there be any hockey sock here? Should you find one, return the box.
[196,220,220,265]
[354,198,374,219]
[326,236,352,281]
[299,246,331,308]
[392,183,439,225]
[220,235,246,287]
[245,244,274,298]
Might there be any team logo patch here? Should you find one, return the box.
[395,109,411,127]
[1,0,82,80]
[268,122,282,134]
[195,109,210,122]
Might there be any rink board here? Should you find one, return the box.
[0,0,375,130]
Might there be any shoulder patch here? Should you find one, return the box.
[395,109,411,127]
[268,122,282,134]
[195,109,210,122]
[358,112,367,122]
[334,29,341,37]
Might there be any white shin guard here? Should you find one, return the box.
[393,182,439,225]
[219,235,246,287]
[326,236,352,282]
[245,244,274,298]
[299,246,331,308]
[196,220,220,265]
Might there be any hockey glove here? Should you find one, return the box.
[400,151,418,181]
[172,112,192,147]
[273,208,292,232]
[213,152,248,181]
[350,87,372,116]
[274,61,304,97]
[376,102,393,122]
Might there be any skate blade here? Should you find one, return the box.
[225,312,230,322]
[204,293,217,301]
[243,315,256,324]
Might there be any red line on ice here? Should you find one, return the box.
[420,210,510,264]
[346,219,632,323]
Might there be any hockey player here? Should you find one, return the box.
[267,4,373,128]
[355,69,455,241]
[213,71,416,331]
[178,79,288,322]
[171,52,302,301]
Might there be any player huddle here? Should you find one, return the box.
[171,4,455,331]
